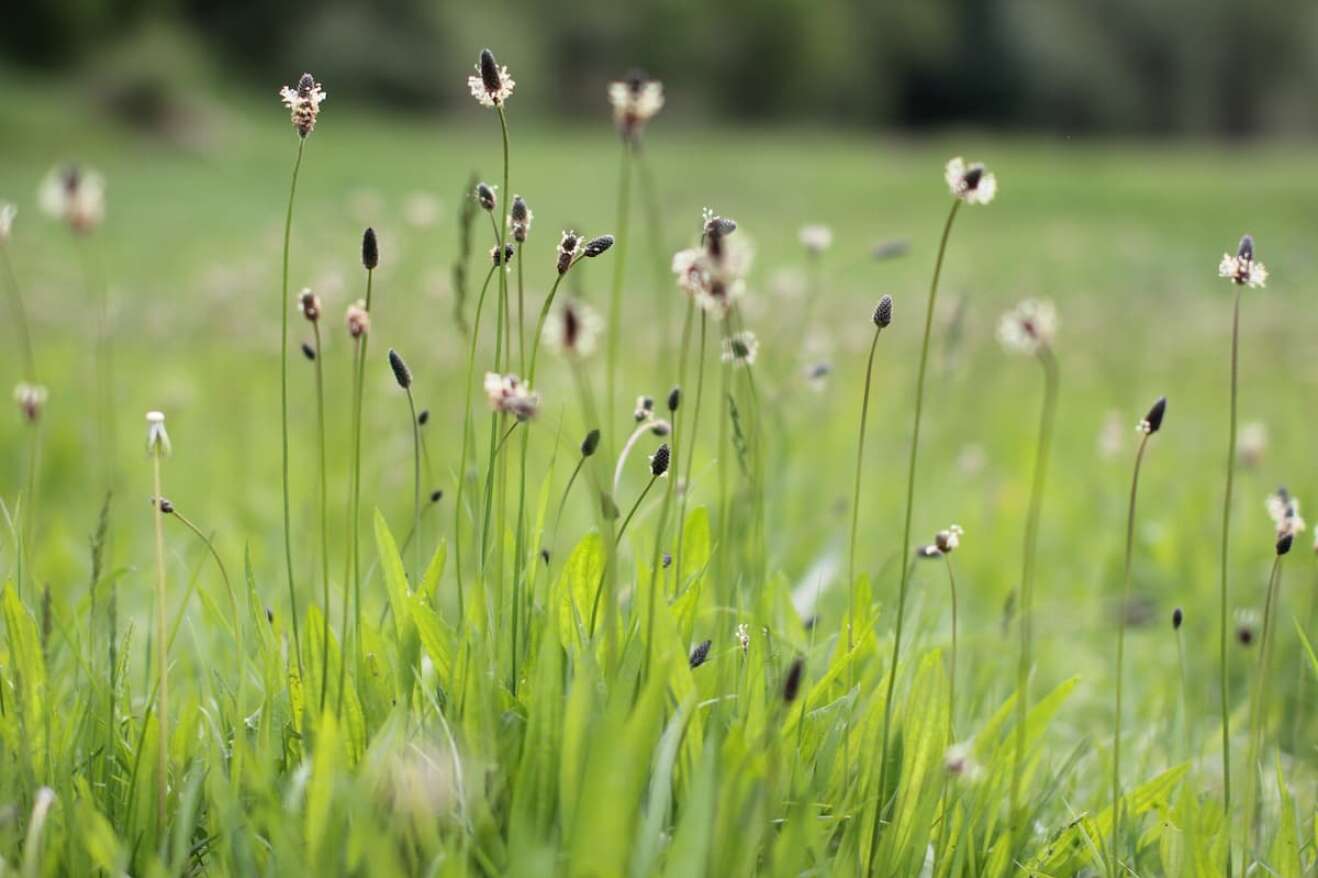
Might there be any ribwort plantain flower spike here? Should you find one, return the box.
[361,227,379,270]
[279,73,326,138]
[1219,234,1267,288]
[782,657,804,703]
[584,234,615,258]
[388,348,412,390]
[476,183,497,212]
[581,428,601,457]
[688,639,712,669]
[649,443,671,478]
[874,294,893,328]
[1137,396,1167,434]
[469,49,515,107]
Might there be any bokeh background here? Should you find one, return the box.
[1,0,1316,803]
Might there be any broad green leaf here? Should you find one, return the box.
[555,532,605,650]
[1271,755,1300,878]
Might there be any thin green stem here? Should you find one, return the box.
[606,146,633,454]
[1242,555,1283,872]
[337,334,362,719]
[674,311,707,612]
[350,270,375,667]
[454,264,499,616]
[847,326,884,646]
[151,453,168,839]
[279,139,306,679]
[1219,286,1242,877]
[870,199,960,869]
[591,475,658,635]
[1007,345,1060,845]
[406,387,422,584]
[0,247,36,379]
[312,323,330,713]
[1110,432,1151,877]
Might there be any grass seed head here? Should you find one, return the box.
[301,341,316,361]
[584,234,615,257]
[511,195,532,242]
[418,409,430,426]
[476,182,496,212]
[361,227,379,270]
[298,288,321,322]
[581,428,601,457]
[1138,396,1167,434]
[688,640,712,669]
[279,73,326,138]
[874,294,893,328]
[649,442,671,477]
[388,348,412,389]
[667,386,681,412]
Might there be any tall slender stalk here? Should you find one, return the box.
[405,386,422,584]
[1242,548,1285,872]
[1218,285,1243,877]
[869,200,960,867]
[1007,345,1059,842]
[278,139,306,678]
[311,322,330,712]
[150,447,169,838]
[1110,428,1154,876]
[454,264,499,616]
[847,301,890,646]
[0,246,36,379]
[606,145,633,451]
[674,310,707,594]
[349,267,375,661]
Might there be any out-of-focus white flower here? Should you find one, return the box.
[146,410,171,457]
[1266,488,1305,539]
[1098,411,1124,459]
[945,157,996,205]
[1236,421,1267,468]
[609,72,664,141]
[735,623,750,653]
[346,301,370,339]
[39,165,105,233]
[956,444,987,476]
[542,298,603,358]
[799,224,833,255]
[403,191,441,228]
[944,743,983,781]
[804,361,831,392]
[279,73,327,138]
[483,372,540,421]
[468,50,515,108]
[0,202,16,243]
[721,330,759,366]
[1218,235,1267,288]
[671,217,753,320]
[996,299,1057,355]
[14,383,47,422]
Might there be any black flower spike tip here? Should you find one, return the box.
[782,657,805,703]
[1172,607,1183,629]
[479,49,501,94]
[667,386,681,412]
[301,341,316,361]
[429,489,443,504]
[581,428,601,457]
[477,183,496,212]
[874,295,893,328]
[1237,234,1254,262]
[688,640,712,669]
[649,443,671,477]
[583,235,615,257]
[388,349,412,389]
[1144,397,1167,434]
[1277,532,1294,556]
[417,409,430,426]
[362,227,379,270]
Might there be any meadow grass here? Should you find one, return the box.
[0,68,1315,875]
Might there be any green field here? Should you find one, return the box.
[0,71,1315,874]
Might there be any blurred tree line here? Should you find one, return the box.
[6,0,1318,134]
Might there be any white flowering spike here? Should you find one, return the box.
[735,623,750,653]
[1218,235,1267,288]
[1266,488,1305,539]
[39,166,105,234]
[14,383,48,422]
[609,72,665,141]
[721,330,759,366]
[346,301,370,339]
[996,299,1057,355]
[146,411,171,457]
[542,298,603,358]
[798,224,833,255]
[483,372,541,421]
[944,157,996,205]
[0,202,16,243]
[469,49,515,108]
[279,73,327,138]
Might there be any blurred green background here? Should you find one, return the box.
[6,0,1318,135]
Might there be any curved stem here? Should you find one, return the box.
[674,311,706,594]
[0,247,36,379]
[1242,555,1283,871]
[870,198,960,868]
[279,139,306,679]
[590,475,657,635]
[1007,345,1060,844]
[454,264,499,615]
[1220,286,1242,876]
[1110,432,1150,876]
[406,387,422,584]
[847,326,884,645]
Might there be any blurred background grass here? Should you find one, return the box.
[1,0,1315,813]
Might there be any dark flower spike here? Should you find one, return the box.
[362,227,379,270]
[782,656,805,703]
[540,548,551,565]
[417,409,430,426]
[583,235,615,257]
[649,443,671,477]
[667,386,681,412]
[429,489,443,503]
[1238,234,1254,262]
[153,497,175,514]
[479,49,502,95]
[1277,532,1294,556]
[581,428,601,457]
[1237,624,1254,646]
[301,341,316,361]
[688,640,712,669]
[1172,607,1183,629]
[1143,396,1167,434]
[874,295,893,328]
[477,183,496,212]
[388,349,412,389]
[491,243,515,266]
